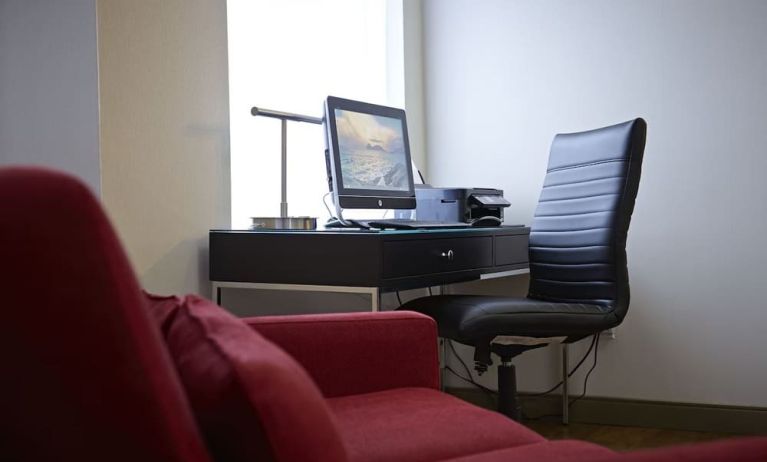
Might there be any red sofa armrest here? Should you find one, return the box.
[243,311,439,397]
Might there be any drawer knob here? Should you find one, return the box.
[441,249,455,261]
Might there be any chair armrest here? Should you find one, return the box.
[243,311,439,397]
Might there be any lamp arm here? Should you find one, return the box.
[251,106,323,218]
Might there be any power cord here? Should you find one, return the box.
[395,291,403,306]
[448,340,483,387]
[322,192,335,219]
[444,341,497,397]
[523,334,600,421]
[445,366,497,398]
[568,334,600,407]
[322,192,365,228]
[526,334,598,397]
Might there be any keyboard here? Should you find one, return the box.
[359,219,470,230]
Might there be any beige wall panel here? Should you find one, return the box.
[98,0,230,296]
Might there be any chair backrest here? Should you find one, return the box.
[527,119,646,322]
[0,167,211,462]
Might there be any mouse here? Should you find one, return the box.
[471,216,503,227]
[324,218,371,229]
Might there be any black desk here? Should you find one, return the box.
[209,226,530,311]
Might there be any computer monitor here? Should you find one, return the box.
[323,96,416,213]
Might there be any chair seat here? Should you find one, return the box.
[400,295,619,346]
[328,387,544,462]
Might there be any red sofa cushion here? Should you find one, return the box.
[328,387,545,462]
[146,292,184,334]
[153,294,348,462]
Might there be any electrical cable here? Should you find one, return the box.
[444,335,600,422]
[568,334,600,407]
[322,192,335,219]
[322,192,363,228]
[445,336,598,400]
[526,334,598,397]
[444,366,497,398]
[448,340,479,387]
[428,287,433,296]
[522,334,601,421]
[395,291,403,306]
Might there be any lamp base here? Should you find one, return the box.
[250,216,317,230]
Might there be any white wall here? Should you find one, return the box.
[423,0,767,407]
[0,0,100,193]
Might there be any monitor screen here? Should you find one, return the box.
[324,96,416,210]
[334,108,409,192]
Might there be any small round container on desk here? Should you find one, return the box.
[250,216,317,230]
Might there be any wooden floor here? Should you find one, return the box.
[524,418,737,452]
[445,388,740,451]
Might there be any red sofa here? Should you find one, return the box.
[1,166,765,462]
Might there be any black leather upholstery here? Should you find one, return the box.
[400,119,646,355]
[400,295,613,346]
[528,118,645,318]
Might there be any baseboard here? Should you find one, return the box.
[446,387,767,435]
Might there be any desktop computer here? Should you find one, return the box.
[322,96,509,230]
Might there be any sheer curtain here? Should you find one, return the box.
[227,0,404,228]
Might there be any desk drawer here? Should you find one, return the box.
[383,236,493,278]
[495,234,529,266]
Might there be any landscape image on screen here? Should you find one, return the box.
[334,108,409,191]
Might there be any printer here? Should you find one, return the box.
[407,185,511,226]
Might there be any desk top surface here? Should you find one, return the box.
[211,225,529,236]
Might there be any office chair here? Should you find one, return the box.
[400,118,646,421]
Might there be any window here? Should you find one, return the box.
[227,0,404,228]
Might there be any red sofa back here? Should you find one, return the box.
[0,167,212,462]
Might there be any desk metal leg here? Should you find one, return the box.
[371,287,380,311]
[439,338,446,391]
[439,284,449,391]
[212,282,222,305]
[210,282,381,312]
[562,343,569,425]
